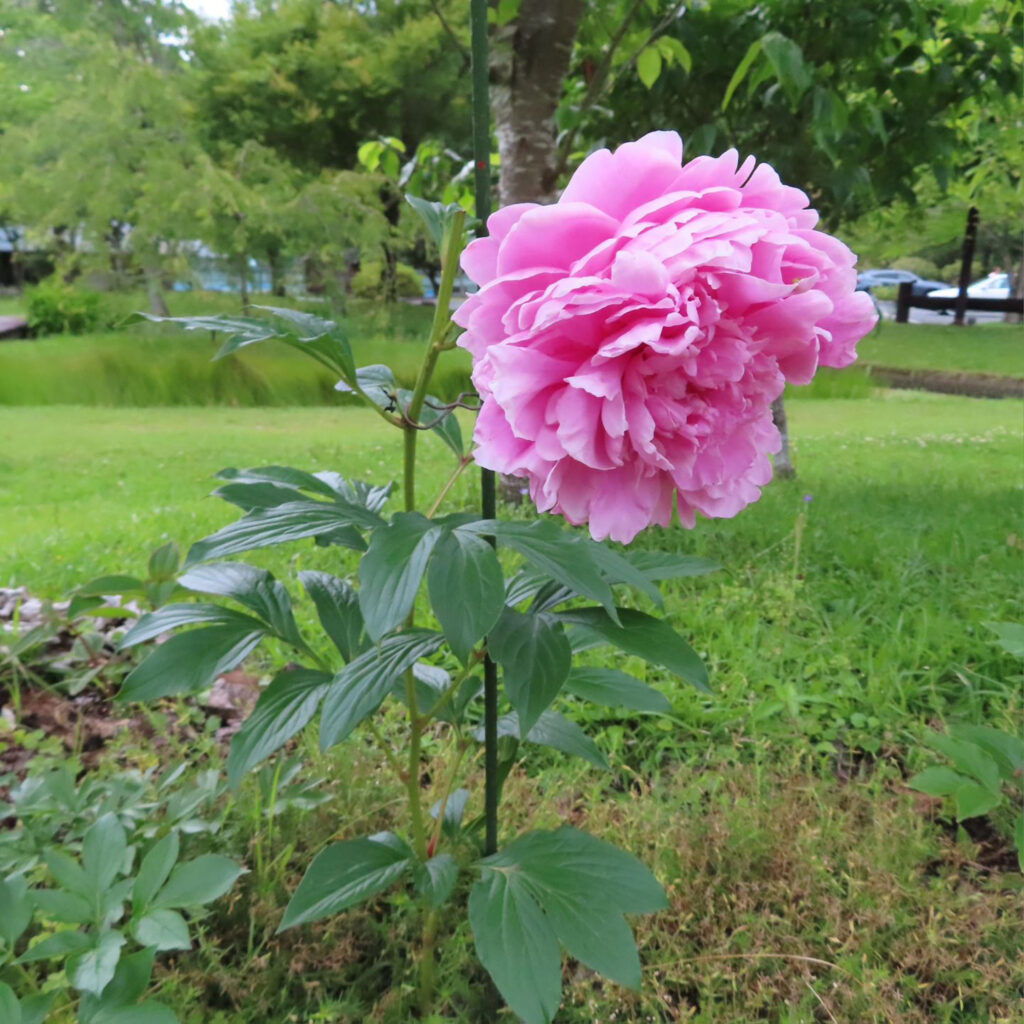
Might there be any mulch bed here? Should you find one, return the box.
[868,364,1024,399]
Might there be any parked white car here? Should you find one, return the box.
[927,272,1012,300]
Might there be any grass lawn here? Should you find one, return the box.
[1,378,1022,1019]
[859,319,1023,376]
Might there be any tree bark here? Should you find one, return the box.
[145,266,170,317]
[771,397,796,479]
[490,0,585,206]
[238,253,249,311]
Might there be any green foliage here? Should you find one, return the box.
[350,260,425,300]
[0,764,242,1023]
[25,279,105,336]
[889,256,943,279]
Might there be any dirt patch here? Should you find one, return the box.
[868,364,1024,398]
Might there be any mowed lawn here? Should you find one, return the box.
[1,392,1020,741]
[1,393,1022,1021]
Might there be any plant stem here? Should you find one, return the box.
[426,454,473,518]
[419,908,440,1015]
[404,676,429,861]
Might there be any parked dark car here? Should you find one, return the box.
[855,268,918,292]
[910,278,949,297]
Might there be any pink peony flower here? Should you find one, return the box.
[454,131,877,543]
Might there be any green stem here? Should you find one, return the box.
[402,208,466,513]
[404,673,428,861]
[426,454,474,518]
[419,908,440,1015]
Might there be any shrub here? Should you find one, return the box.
[889,256,942,280]
[25,278,106,336]
[351,260,424,300]
[939,261,962,282]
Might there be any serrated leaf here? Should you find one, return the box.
[132,909,190,951]
[152,855,243,910]
[133,833,180,913]
[186,500,379,566]
[279,835,411,930]
[319,629,444,749]
[358,513,442,641]
[227,669,332,788]
[428,530,506,663]
[563,667,671,713]
[488,609,571,736]
[556,607,708,692]
[119,625,264,702]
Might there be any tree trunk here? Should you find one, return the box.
[145,267,170,317]
[270,252,287,297]
[490,0,585,206]
[238,253,249,312]
[771,397,796,479]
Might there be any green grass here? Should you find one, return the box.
[0,291,470,405]
[2,392,1022,1022]
[859,319,1023,376]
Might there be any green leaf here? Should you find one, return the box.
[954,783,1002,821]
[227,669,333,788]
[415,393,464,457]
[983,621,1024,659]
[178,562,305,649]
[279,834,411,930]
[657,35,692,73]
[17,928,93,963]
[299,571,366,663]
[319,629,444,749]
[468,866,561,1024]
[1013,814,1024,871]
[152,855,243,910]
[68,930,126,995]
[927,733,1002,794]
[405,194,466,250]
[43,849,91,898]
[0,875,33,946]
[186,499,379,566]
[89,1003,177,1024]
[119,603,266,649]
[17,993,53,1024]
[471,827,666,1023]
[119,625,264,702]
[583,542,662,607]
[214,465,344,501]
[75,575,146,598]
[82,813,128,893]
[131,909,190,952]
[132,833,180,913]
[556,607,708,692]
[0,984,20,1024]
[358,513,442,641]
[147,542,180,582]
[31,888,93,925]
[908,766,970,797]
[488,609,571,736]
[414,853,458,909]
[563,667,671,714]
[428,530,506,663]
[637,45,662,89]
[949,724,1024,777]
[83,950,155,1020]
[621,551,719,582]
[761,31,812,107]
[482,711,608,770]
[462,519,619,624]
[722,38,762,111]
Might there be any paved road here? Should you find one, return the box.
[875,299,1006,326]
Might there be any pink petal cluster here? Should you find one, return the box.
[454,131,877,543]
